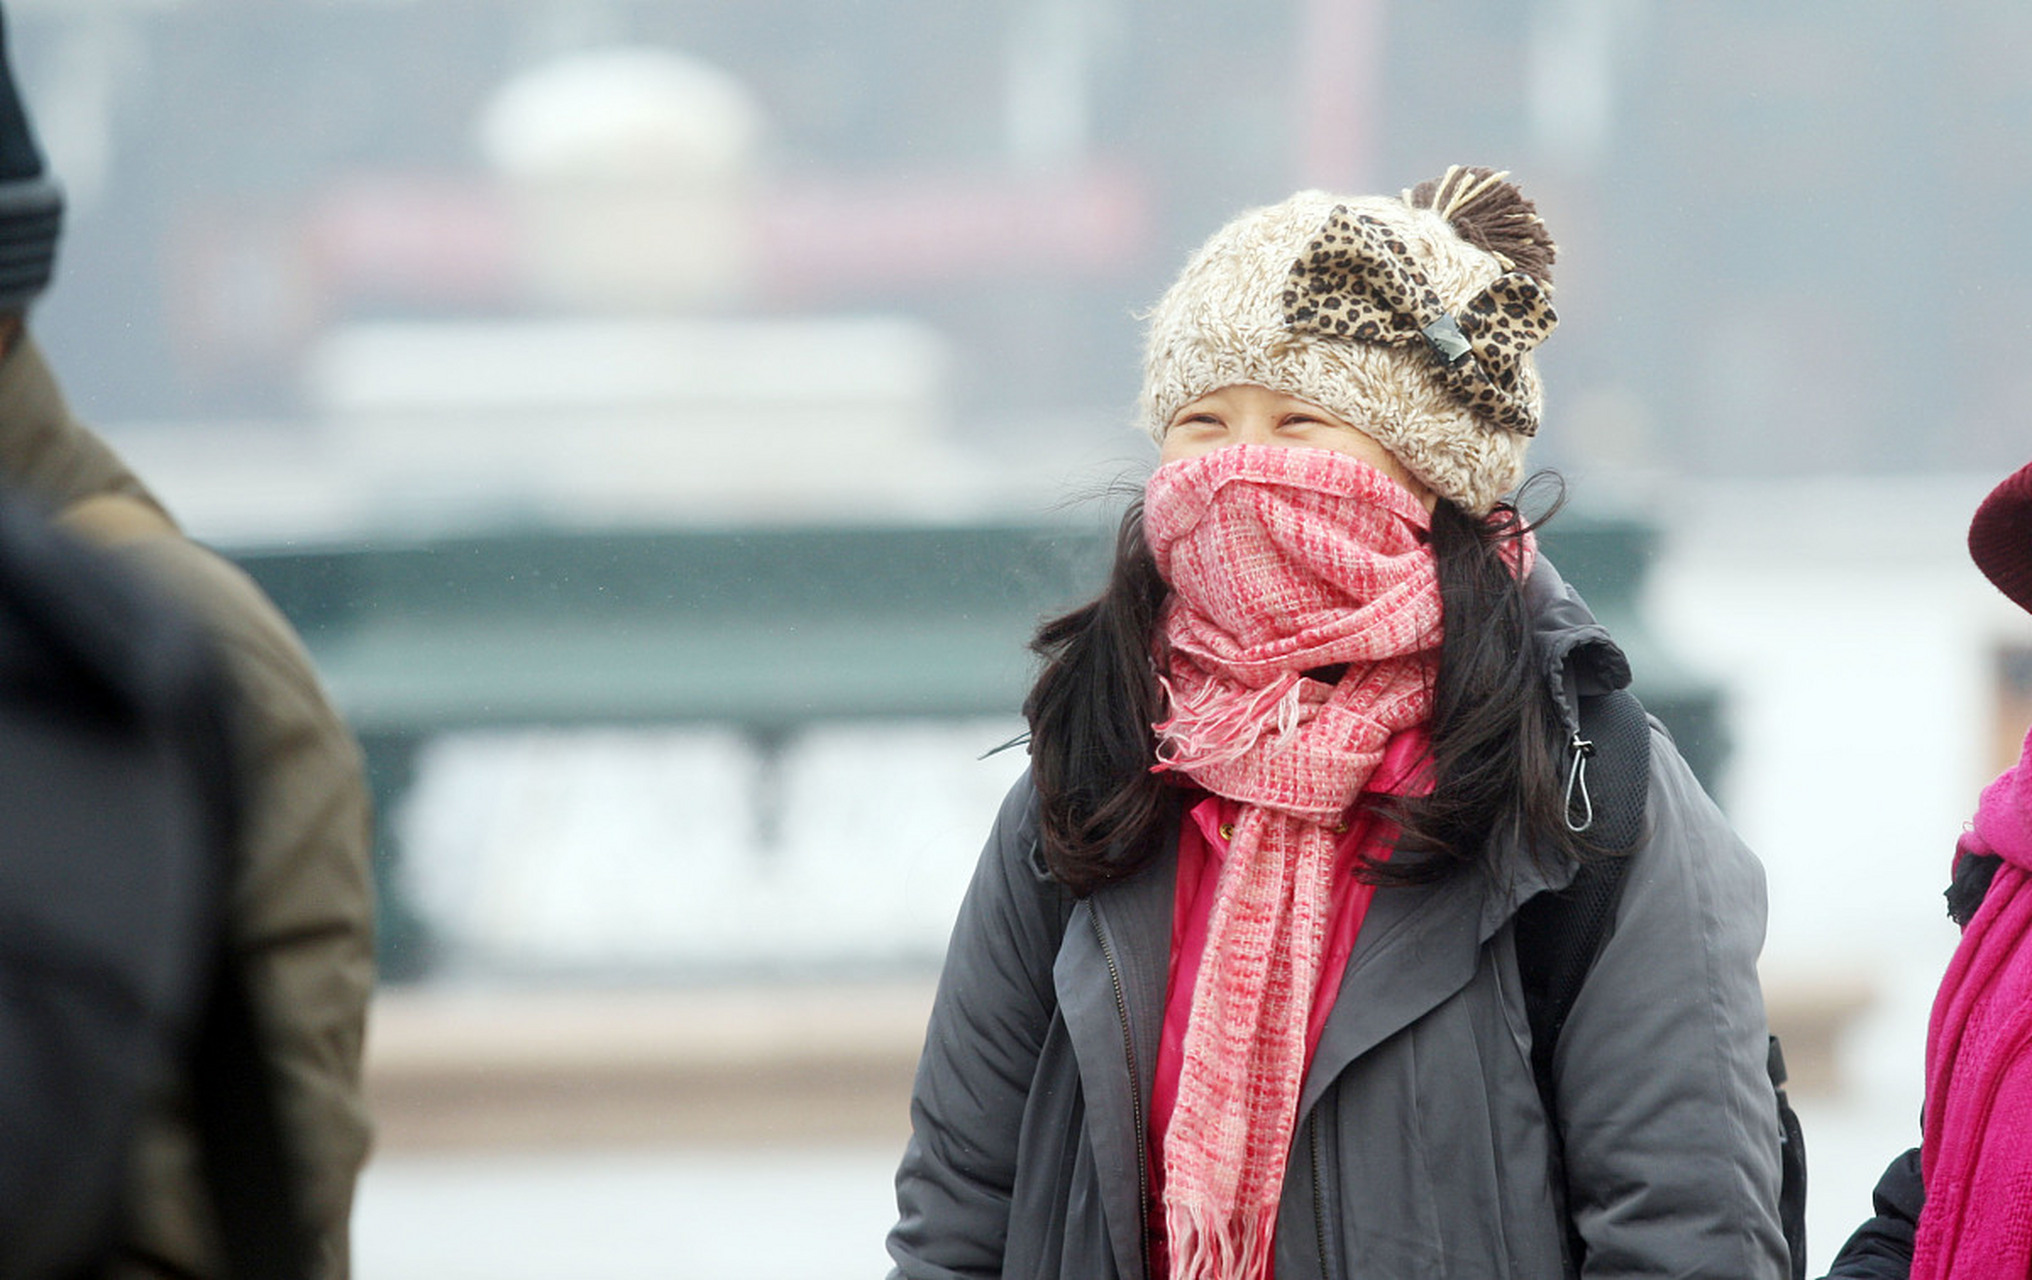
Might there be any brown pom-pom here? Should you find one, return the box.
[1406,165,1557,286]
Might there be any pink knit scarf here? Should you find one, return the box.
[1916,725,2032,1280]
[1143,445,1443,1280]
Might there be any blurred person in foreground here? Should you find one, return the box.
[0,11,375,1278]
[0,481,310,1280]
[889,169,1786,1280]
[1824,459,2032,1280]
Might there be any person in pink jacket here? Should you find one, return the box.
[1825,456,2032,1280]
[1914,456,2032,1278]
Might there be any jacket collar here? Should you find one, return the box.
[1525,556,1630,740]
[1475,557,1631,911]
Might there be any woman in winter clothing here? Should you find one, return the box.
[1824,458,2032,1280]
[888,168,1787,1280]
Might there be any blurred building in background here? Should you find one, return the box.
[5,3,2030,1271]
[13,0,2032,483]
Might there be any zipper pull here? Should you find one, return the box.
[1564,731,1596,833]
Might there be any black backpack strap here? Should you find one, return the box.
[1768,1037,1808,1280]
[1515,686,1649,1100]
[1514,686,1649,1276]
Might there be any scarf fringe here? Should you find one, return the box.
[1164,1200,1277,1280]
[1155,673,1305,773]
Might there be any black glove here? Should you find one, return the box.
[1821,1147,1922,1280]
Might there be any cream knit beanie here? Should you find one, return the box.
[1139,167,1558,515]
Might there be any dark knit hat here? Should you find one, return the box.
[0,6,61,313]
[1970,459,2032,615]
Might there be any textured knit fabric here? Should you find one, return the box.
[1915,725,2032,1279]
[1146,730,1430,1276]
[1142,445,1441,1280]
[1138,189,1547,514]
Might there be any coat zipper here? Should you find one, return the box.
[1310,1111,1337,1280]
[1091,903,1152,1280]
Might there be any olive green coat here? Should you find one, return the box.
[0,335,375,1279]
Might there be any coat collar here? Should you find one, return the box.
[1477,557,1633,915]
[1525,556,1629,738]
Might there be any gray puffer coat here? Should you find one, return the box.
[888,561,1787,1280]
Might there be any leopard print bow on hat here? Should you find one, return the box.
[1281,205,1557,436]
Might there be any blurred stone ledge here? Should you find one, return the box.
[363,972,1874,1152]
[1763,976,1877,1097]
[364,982,936,1151]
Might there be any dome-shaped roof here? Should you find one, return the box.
[478,47,762,181]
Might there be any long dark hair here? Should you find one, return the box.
[1023,481,1589,896]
